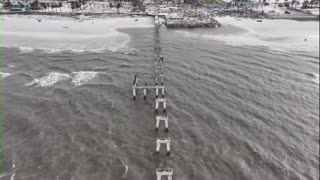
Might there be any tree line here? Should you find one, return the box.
[2,0,145,12]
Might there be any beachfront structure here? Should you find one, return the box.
[228,0,257,7]
[184,0,198,4]
[37,0,61,3]
[6,0,32,11]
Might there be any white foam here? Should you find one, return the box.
[11,160,16,180]
[71,71,99,86]
[1,72,12,79]
[19,47,34,53]
[26,72,71,87]
[10,173,15,180]
[2,15,153,53]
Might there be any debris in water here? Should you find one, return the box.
[121,161,128,178]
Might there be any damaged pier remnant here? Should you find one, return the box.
[131,1,174,178]
[156,138,171,155]
[132,73,165,100]
[155,115,169,132]
[156,168,173,180]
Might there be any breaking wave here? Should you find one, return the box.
[71,71,99,86]
[1,72,12,79]
[25,71,101,87]
[25,72,71,87]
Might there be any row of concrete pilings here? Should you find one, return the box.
[132,13,174,180]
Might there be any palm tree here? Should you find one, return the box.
[71,1,75,13]
[310,0,318,8]
[290,0,295,9]
[116,2,121,13]
[274,0,278,9]
[4,0,12,9]
[302,0,309,8]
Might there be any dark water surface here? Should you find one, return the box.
[2,27,319,180]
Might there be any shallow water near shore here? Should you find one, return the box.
[1,16,319,180]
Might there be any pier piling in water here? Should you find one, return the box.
[156,138,171,155]
[156,168,173,180]
[131,1,173,177]
[155,98,166,113]
[155,115,169,132]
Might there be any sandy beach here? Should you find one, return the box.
[2,14,318,53]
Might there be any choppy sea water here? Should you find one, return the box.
[1,17,319,180]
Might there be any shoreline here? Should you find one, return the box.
[1,13,318,55]
[1,11,319,22]
[0,11,149,17]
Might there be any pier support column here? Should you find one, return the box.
[155,100,159,113]
[166,141,171,156]
[156,138,170,155]
[143,88,147,99]
[155,118,160,131]
[156,140,160,153]
[165,118,169,132]
[155,115,168,132]
[133,88,136,100]
[156,168,173,180]
[133,75,137,100]
[161,87,165,98]
[156,87,159,98]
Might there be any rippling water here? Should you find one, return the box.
[2,21,319,180]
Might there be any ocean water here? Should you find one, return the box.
[1,16,319,180]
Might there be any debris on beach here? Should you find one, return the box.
[158,5,222,28]
[166,17,222,28]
